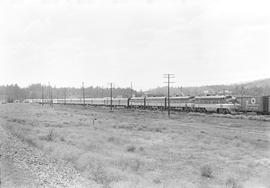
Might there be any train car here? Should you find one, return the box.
[70,98,84,105]
[129,97,145,108]
[41,99,50,104]
[169,96,194,111]
[193,95,240,113]
[55,99,66,104]
[85,98,108,106]
[236,96,270,114]
[145,97,166,109]
[112,98,129,107]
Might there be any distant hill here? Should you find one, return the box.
[145,78,270,97]
[1,78,270,102]
[238,78,270,88]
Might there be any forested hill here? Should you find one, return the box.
[145,78,270,97]
[0,84,141,102]
[1,78,270,102]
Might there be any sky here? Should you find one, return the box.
[0,0,269,90]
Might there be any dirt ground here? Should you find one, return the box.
[0,103,270,188]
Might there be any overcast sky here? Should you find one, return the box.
[0,0,269,90]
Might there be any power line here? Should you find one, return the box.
[164,74,175,117]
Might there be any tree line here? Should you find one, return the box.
[0,84,142,103]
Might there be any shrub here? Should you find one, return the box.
[226,177,243,188]
[139,146,144,152]
[88,164,112,187]
[39,129,57,142]
[153,178,161,184]
[108,137,115,142]
[23,138,39,148]
[200,164,213,178]
[126,145,136,152]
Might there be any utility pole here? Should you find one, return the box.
[49,82,53,107]
[130,82,133,98]
[48,82,53,107]
[55,85,58,100]
[64,88,67,105]
[82,82,85,106]
[48,82,50,106]
[109,82,113,111]
[164,74,175,117]
[41,85,44,106]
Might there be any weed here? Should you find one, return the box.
[153,178,161,184]
[23,138,39,148]
[139,146,144,152]
[108,137,118,143]
[200,164,213,178]
[60,136,65,142]
[39,129,56,142]
[151,127,162,132]
[120,158,142,172]
[226,177,243,188]
[126,145,136,152]
[130,159,141,172]
[88,164,112,187]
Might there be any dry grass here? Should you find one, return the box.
[225,178,243,188]
[1,104,270,188]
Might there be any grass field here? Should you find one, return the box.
[1,103,270,188]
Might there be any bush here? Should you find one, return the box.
[200,164,213,178]
[39,129,56,142]
[23,138,39,148]
[88,164,112,187]
[226,177,243,188]
[126,145,136,152]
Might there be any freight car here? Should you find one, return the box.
[236,95,270,114]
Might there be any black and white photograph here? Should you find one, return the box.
[0,0,270,187]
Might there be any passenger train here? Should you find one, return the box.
[26,95,270,114]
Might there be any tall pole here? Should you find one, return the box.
[130,82,133,98]
[110,83,113,111]
[64,88,67,105]
[55,85,58,100]
[50,82,53,107]
[41,86,44,106]
[82,82,85,106]
[164,74,175,117]
[48,82,51,106]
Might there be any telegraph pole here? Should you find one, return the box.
[64,88,67,105]
[82,82,85,106]
[164,74,175,117]
[49,82,53,107]
[109,83,113,111]
[48,82,50,106]
[55,85,58,100]
[130,82,133,98]
[41,85,44,106]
